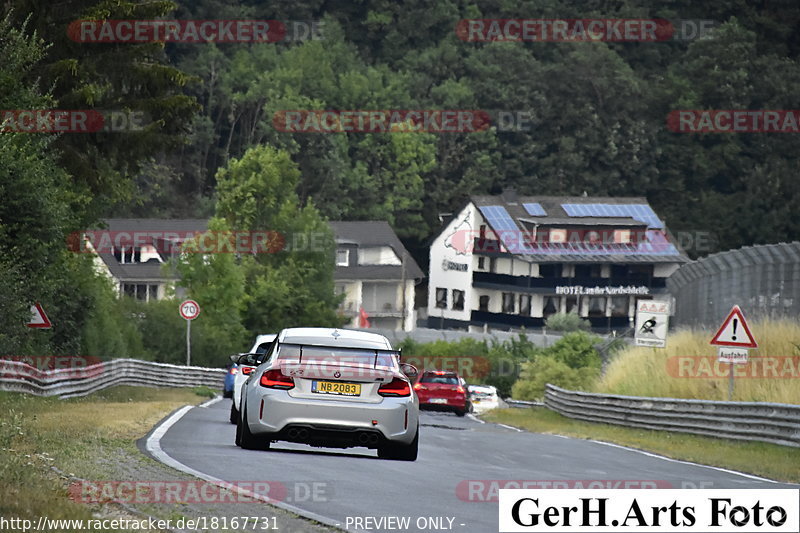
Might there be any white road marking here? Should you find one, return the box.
[198,396,223,408]
[466,413,485,424]
[586,439,786,484]
[145,403,348,531]
[497,424,522,432]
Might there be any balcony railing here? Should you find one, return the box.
[472,271,666,290]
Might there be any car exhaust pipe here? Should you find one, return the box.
[367,433,379,445]
[287,428,299,439]
[357,432,370,444]
[297,428,309,440]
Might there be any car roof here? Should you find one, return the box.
[277,327,393,349]
[249,334,277,352]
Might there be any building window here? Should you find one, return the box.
[610,296,629,317]
[121,283,158,302]
[452,290,465,311]
[489,257,497,273]
[478,257,486,270]
[575,264,602,278]
[549,229,567,243]
[113,247,142,264]
[629,264,654,278]
[610,264,627,278]
[519,294,531,316]
[336,249,349,266]
[502,292,515,314]
[435,288,448,309]
[479,295,490,312]
[614,229,632,244]
[539,263,562,277]
[565,296,579,314]
[479,224,487,239]
[588,296,607,317]
[543,296,560,317]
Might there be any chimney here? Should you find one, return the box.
[501,187,518,204]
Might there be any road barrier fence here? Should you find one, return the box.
[0,358,225,399]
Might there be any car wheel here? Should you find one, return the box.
[377,429,418,461]
[237,405,269,450]
[230,402,238,425]
[223,390,233,399]
[454,408,466,417]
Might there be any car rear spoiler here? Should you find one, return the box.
[276,342,401,369]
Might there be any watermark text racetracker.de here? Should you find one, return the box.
[0,110,147,133]
[455,19,715,42]
[66,230,341,254]
[272,109,535,133]
[667,356,800,379]
[68,20,324,43]
[69,479,332,504]
[0,355,104,379]
[668,110,800,133]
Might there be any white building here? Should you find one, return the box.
[331,221,424,331]
[427,191,689,332]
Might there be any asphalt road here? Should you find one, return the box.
[154,399,795,533]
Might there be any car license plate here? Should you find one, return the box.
[429,398,448,404]
[312,380,361,396]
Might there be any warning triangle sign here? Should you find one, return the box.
[710,305,757,348]
[27,302,52,329]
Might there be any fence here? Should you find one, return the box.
[668,241,800,328]
[0,359,225,399]
[543,384,800,448]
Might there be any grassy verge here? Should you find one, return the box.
[0,386,211,526]
[597,320,800,403]
[484,407,800,483]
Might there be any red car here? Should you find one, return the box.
[413,370,470,416]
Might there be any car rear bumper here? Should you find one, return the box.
[247,390,418,444]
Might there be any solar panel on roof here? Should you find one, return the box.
[561,203,664,229]
[522,202,547,217]
[478,205,532,254]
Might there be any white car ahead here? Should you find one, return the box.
[229,334,277,424]
[236,327,420,461]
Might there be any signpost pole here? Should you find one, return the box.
[179,299,200,367]
[728,363,734,401]
[186,318,191,367]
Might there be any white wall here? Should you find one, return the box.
[428,203,478,322]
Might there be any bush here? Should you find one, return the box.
[545,312,591,332]
[512,358,600,401]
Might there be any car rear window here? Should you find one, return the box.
[275,344,398,368]
[420,374,459,385]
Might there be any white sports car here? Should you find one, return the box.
[236,327,419,461]
[229,334,277,424]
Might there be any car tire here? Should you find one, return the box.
[236,405,269,450]
[230,402,238,425]
[454,408,466,417]
[377,429,418,461]
[223,390,233,399]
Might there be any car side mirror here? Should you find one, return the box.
[236,353,260,366]
[400,363,418,380]
[229,354,242,363]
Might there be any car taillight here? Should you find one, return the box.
[229,367,238,375]
[241,366,256,375]
[413,383,425,391]
[260,369,294,390]
[378,377,411,397]
[456,385,465,394]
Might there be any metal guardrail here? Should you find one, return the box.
[542,384,800,448]
[505,399,545,408]
[0,358,225,399]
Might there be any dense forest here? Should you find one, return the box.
[2,0,800,361]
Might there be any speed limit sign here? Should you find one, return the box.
[180,300,200,320]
